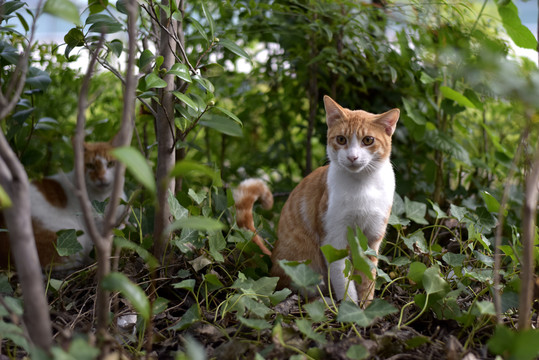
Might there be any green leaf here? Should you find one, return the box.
[172,304,201,330]
[407,261,427,285]
[404,197,428,225]
[440,86,477,109]
[113,237,159,270]
[0,1,26,18]
[172,91,198,112]
[474,300,496,315]
[202,63,224,78]
[238,316,272,330]
[346,344,369,360]
[347,228,373,279]
[168,63,192,82]
[497,1,538,50]
[321,244,348,264]
[208,231,226,262]
[364,299,398,320]
[55,229,83,256]
[138,49,154,70]
[442,253,466,267]
[296,318,326,344]
[269,288,292,305]
[26,67,51,91]
[449,204,468,222]
[200,1,215,40]
[422,267,448,295]
[304,300,326,322]
[112,147,156,193]
[213,106,242,125]
[277,260,322,290]
[200,116,243,137]
[144,73,167,90]
[89,0,108,13]
[188,16,209,44]
[101,272,151,322]
[219,38,251,60]
[43,0,80,25]
[428,200,448,219]
[168,216,224,232]
[203,273,224,291]
[173,279,196,292]
[64,28,85,48]
[336,301,371,327]
[403,231,428,254]
[169,160,222,186]
[480,191,501,213]
[108,39,123,57]
[168,190,188,220]
[86,13,122,33]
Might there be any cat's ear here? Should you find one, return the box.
[376,108,400,136]
[323,95,347,127]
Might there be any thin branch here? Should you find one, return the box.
[142,1,197,74]
[103,0,138,233]
[493,126,528,324]
[73,35,106,246]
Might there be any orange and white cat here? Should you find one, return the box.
[235,96,399,306]
[0,141,125,272]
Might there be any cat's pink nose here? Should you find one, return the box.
[347,155,358,163]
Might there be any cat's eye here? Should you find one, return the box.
[362,136,375,146]
[107,161,116,168]
[336,135,347,145]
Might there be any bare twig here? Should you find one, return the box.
[493,126,529,324]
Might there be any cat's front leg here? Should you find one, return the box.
[329,258,358,303]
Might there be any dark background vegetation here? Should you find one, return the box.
[0,0,538,359]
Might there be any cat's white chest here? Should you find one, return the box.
[324,160,395,246]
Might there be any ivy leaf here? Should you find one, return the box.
[168,217,224,232]
[55,229,82,256]
[278,260,322,290]
[296,318,327,344]
[422,267,449,295]
[321,244,349,264]
[304,301,326,322]
[238,316,272,330]
[407,261,427,285]
[337,301,371,326]
[404,197,428,225]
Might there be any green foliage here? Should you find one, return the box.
[1,0,539,358]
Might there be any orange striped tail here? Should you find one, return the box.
[233,179,273,256]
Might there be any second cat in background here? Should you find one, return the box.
[235,95,399,307]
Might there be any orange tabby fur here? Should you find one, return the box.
[235,96,399,306]
[0,141,123,271]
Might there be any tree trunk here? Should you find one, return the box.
[519,143,539,331]
[0,134,53,351]
[153,0,179,263]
